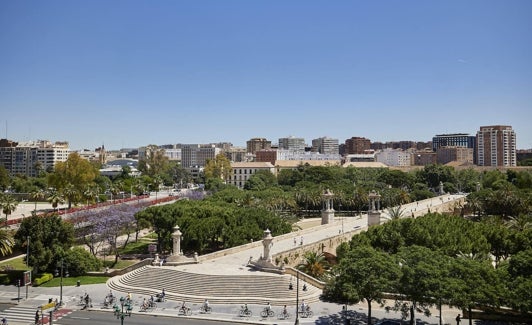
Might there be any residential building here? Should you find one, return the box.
[181,144,222,168]
[278,136,306,153]
[311,137,339,154]
[375,148,411,167]
[412,149,437,166]
[227,162,275,188]
[344,137,371,154]
[224,147,248,162]
[436,147,474,165]
[255,149,277,164]
[0,139,70,177]
[246,138,272,154]
[476,125,517,167]
[277,150,341,161]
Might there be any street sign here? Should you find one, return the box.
[23,271,31,286]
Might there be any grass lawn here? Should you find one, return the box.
[0,256,30,270]
[39,276,109,287]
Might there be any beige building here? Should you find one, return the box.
[476,125,517,167]
[436,146,474,165]
[227,162,275,188]
[0,139,70,177]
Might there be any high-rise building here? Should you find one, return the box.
[476,125,517,167]
[0,139,70,177]
[311,137,339,155]
[246,138,272,154]
[181,144,222,168]
[278,136,305,153]
[344,137,371,154]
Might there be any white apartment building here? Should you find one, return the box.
[227,162,275,189]
[375,148,411,167]
[181,144,222,168]
[277,150,341,161]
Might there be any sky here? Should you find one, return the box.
[1,1,531,150]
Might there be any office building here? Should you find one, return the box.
[181,144,222,168]
[278,136,306,153]
[311,137,339,155]
[432,134,476,151]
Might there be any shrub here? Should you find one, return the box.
[33,273,53,286]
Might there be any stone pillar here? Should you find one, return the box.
[439,181,444,195]
[321,188,335,225]
[262,229,273,263]
[368,190,381,226]
[172,225,182,256]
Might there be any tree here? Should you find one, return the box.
[0,166,9,191]
[448,256,502,325]
[14,213,74,273]
[204,154,232,182]
[30,189,46,212]
[244,170,278,191]
[47,152,98,208]
[324,245,400,324]
[502,249,532,314]
[0,193,18,227]
[0,229,14,256]
[297,251,329,280]
[137,145,170,177]
[395,246,451,325]
[47,189,64,211]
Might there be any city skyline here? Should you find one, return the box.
[1,1,531,150]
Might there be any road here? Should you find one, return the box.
[52,310,229,325]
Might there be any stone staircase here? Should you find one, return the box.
[107,265,322,306]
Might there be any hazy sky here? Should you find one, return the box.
[1,1,531,150]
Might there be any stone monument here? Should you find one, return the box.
[248,229,284,274]
[321,188,335,225]
[164,225,196,265]
[367,190,381,226]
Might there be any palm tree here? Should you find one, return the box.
[0,229,14,256]
[297,251,329,280]
[385,205,406,220]
[47,189,64,211]
[62,183,78,209]
[30,189,46,212]
[0,193,18,227]
[506,214,532,232]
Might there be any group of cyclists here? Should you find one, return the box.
[102,291,310,319]
[239,301,312,319]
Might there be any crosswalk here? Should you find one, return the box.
[1,304,72,325]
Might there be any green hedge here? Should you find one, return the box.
[33,273,53,286]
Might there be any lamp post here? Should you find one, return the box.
[54,259,68,306]
[114,296,132,325]
[289,270,301,325]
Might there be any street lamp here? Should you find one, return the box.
[114,296,132,325]
[54,259,69,306]
[289,269,303,325]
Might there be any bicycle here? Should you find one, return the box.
[177,306,192,316]
[239,305,252,317]
[299,308,313,318]
[260,307,275,318]
[199,305,212,313]
[278,310,290,320]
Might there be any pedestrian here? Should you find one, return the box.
[455,314,461,325]
[300,236,303,245]
[35,309,40,325]
[293,237,296,246]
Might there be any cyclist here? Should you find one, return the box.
[203,299,209,310]
[180,301,187,313]
[265,302,271,312]
[1,316,7,325]
[282,305,288,316]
